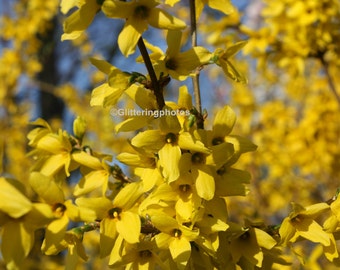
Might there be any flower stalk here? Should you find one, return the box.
[189,0,204,129]
[137,37,165,109]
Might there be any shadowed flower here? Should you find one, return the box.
[102,0,186,56]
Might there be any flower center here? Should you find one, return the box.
[108,207,122,220]
[165,132,177,144]
[212,137,224,145]
[179,184,191,194]
[172,228,182,238]
[139,249,152,259]
[52,203,67,218]
[134,5,150,20]
[165,58,178,70]
[191,152,205,164]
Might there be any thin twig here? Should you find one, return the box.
[137,37,165,109]
[189,0,204,129]
[320,57,340,106]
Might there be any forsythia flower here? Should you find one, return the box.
[152,213,199,269]
[29,172,82,256]
[228,223,277,267]
[102,0,186,56]
[0,177,54,269]
[141,30,212,80]
[61,0,101,40]
[195,0,235,18]
[76,182,144,261]
[279,202,331,246]
[131,112,210,182]
[28,119,73,177]
[212,41,248,83]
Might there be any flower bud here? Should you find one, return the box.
[73,116,87,141]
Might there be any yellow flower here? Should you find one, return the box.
[279,202,331,246]
[28,119,73,177]
[228,222,277,267]
[117,149,162,192]
[28,172,82,256]
[195,0,235,19]
[102,0,186,56]
[72,151,112,196]
[114,84,158,132]
[0,177,32,219]
[61,0,101,40]
[151,213,199,269]
[108,239,167,269]
[131,111,210,182]
[90,58,133,107]
[212,41,248,83]
[0,177,54,269]
[142,30,212,80]
[76,182,144,259]
[1,203,54,269]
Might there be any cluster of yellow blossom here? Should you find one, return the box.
[0,0,59,181]
[1,0,340,269]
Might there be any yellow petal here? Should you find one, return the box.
[124,84,158,110]
[60,0,78,14]
[159,112,181,133]
[212,105,236,138]
[178,132,211,154]
[101,0,134,18]
[90,57,114,75]
[73,170,109,196]
[1,221,34,269]
[169,237,191,269]
[215,168,250,196]
[62,0,100,40]
[40,153,71,177]
[220,58,248,83]
[194,166,215,201]
[324,233,339,261]
[29,172,64,204]
[165,0,180,7]
[42,215,69,255]
[295,219,330,246]
[158,144,181,182]
[148,8,186,30]
[90,83,115,107]
[0,177,32,218]
[172,47,212,76]
[36,133,71,154]
[118,18,148,56]
[224,41,247,58]
[279,217,296,246]
[71,151,102,170]
[208,0,235,14]
[254,228,277,249]
[151,214,178,233]
[207,142,234,169]
[136,167,162,192]
[100,218,118,258]
[131,130,164,150]
[116,211,141,243]
[177,85,193,109]
[114,115,153,133]
[166,30,182,57]
[113,182,144,209]
[76,197,112,220]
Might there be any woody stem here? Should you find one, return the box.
[137,37,165,109]
[189,0,204,129]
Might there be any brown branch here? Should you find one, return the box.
[137,37,165,109]
[189,0,204,129]
[320,57,340,106]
